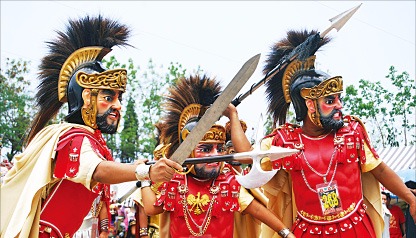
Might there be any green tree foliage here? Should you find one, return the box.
[103,57,190,163]
[343,66,415,147]
[135,60,188,160]
[0,59,33,161]
[343,80,392,146]
[264,106,296,135]
[385,66,416,146]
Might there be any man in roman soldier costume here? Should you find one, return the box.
[141,75,294,238]
[0,15,182,238]
[232,30,416,238]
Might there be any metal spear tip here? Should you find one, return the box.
[320,3,362,37]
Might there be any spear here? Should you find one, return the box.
[146,146,298,165]
[231,3,362,106]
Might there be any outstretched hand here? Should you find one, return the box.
[149,157,183,183]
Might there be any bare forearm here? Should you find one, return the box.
[228,111,252,152]
[93,158,182,184]
[138,205,149,229]
[93,161,137,184]
[245,200,292,236]
[223,104,252,152]
[141,187,164,215]
[371,162,415,206]
[401,223,405,236]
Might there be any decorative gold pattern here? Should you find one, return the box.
[299,203,356,221]
[183,194,216,236]
[178,104,226,143]
[81,89,99,129]
[187,192,210,215]
[58,46,127,103]
[178,104,202,140]
[153,143,171,160]
[76,69,127,91]
[300,76,343,100]
[308,103,322,128]
[200,125,226,142]
[282,56,316,103]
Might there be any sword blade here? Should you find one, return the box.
[169,54,261,165]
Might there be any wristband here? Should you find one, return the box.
[278,228,291,238]
[141,180,152,188]
[100,218,109,232]
[139,227,149,237]
[135,163,151,181]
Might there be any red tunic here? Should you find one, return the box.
[268,116,379,237]
[388,205,405,238]
[39,128,112,238]
[155,164,240,238]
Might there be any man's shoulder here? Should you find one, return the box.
[43,123,94,135]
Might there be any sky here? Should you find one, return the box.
[1,1,415,138]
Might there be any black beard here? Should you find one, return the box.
[319,108,344,131]
[96,108,118,134]
[194,164,220,179]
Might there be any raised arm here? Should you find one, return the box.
[222,103,252,152]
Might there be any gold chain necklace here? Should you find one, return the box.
[299,133,339,193]
[181,175,218,236]
[182,194,216,236]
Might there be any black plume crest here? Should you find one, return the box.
[26,15,131,144]
[263,29,330,127]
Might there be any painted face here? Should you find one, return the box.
[192,143,226,179]
[317,94,344,130]
[96,89,122,134]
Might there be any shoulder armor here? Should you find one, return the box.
[54,128,112,178]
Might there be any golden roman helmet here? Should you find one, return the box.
[282,56,343,127]
[29,14,131,142]
[263,29,343,128]
[58,46,127,129]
